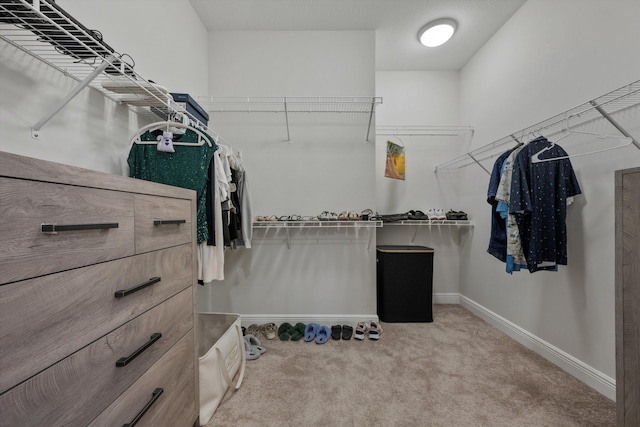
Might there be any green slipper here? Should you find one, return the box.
[278,322,293,341]
[290,322,306,341]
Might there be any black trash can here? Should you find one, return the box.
[376,245,434,322]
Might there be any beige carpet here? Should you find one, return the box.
[206,305,614,427]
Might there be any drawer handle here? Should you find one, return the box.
[116,333,162,367]
[122,387,164,427]
[153,219,186,226]
[41,222,119,234]
[114,277,161,298]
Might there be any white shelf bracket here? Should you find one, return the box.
[31,55,115,138]
[366,97,375,142]
[284,97,291,142]
[590,101,640,151]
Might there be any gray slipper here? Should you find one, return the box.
[245,334,266,355]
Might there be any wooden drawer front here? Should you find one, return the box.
[0,178,135,285]
[0,245,192,393]
[134,194,192,253]
[88,330,197,427]
[0,288,194,427]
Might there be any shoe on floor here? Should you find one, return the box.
[261,322,277,340]
[315,325,331,344]
[244,338,261,360]
[278,322,293,341]
[354,321,369,340]
[368,321,382,340]
[244,334,266,354]
[290,323,306,341]
[331,325,342,340]
[304,323,320,342]
[341,325,353,340]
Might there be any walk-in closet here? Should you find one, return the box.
[1,1,639,426]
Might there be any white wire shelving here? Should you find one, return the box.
[0,0,199,137]
[198,96,383,142]
[434,80,640,174]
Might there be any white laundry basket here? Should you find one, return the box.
[197,313,245,426]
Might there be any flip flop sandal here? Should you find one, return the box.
[368,321,383,340]
[278,322,293,341]
[245,334,266,354]
[290,323,306,341]
[304,323,320,342]
[261,322,277,340]
[331,325,342,340]
[315,325,331,344]
[354,321,369,340]
[341,325,353,340]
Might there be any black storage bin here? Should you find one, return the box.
[376,245,434,322]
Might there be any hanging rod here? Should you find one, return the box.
[434,80,640,173]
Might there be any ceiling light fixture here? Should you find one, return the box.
[418,18,457,47]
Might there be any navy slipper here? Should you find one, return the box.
[304,323,319,342]
[341,325,353,340]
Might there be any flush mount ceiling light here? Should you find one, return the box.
[418,18,457,47]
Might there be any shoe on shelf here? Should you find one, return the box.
[368,321,383,340]
[354,321,369,340]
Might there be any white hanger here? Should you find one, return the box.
[130,121,213,147]
[531,115,632,164]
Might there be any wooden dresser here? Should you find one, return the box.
[0,151,199,427]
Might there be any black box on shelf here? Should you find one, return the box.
[170,93,209,126]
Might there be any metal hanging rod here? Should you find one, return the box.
[434,80,640,173]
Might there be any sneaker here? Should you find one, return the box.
[354,321,369,340]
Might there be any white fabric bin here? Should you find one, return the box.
[197,313,245,426]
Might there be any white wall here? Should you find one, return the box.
[375,71,468,297]
[458,0,640,391]
[0,0,208,174]
[197,31,379,319]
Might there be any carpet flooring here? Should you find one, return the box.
[205,305,615,427]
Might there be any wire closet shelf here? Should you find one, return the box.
[434,80,640,174]
[0,0,205,135]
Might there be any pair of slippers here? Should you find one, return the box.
[304,323,331,344]
[278,322,305,341]
[330,325,353,340]
[244,334,266,360]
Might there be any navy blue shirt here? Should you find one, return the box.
[487,147,519,262]
[509,137,581,272]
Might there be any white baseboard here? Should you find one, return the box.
[241,314,379,327]
[459,295,616,401]
[433,293,460,304]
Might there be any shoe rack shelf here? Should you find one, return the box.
[198,96,383,142]
[253,220,383,251]
[0,0,193,136]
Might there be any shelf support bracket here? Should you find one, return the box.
[366,97,375,142]
[467,153,491,175]
[590,101,640,151]
[367,228,375,251]
[285,227,291,251]
[32,55,115,138]
[284,97,291,142]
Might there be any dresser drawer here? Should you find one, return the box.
[0,288,194,427]
[0,178,135,285]
[134,194,192,253]
[0,244,193,393]
[88,330,197,427]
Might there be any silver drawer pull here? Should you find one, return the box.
[122,387,164,427]
[115,333,162,367]
[153,219,186,226]
[41,222,119,234]
[114,277,161,298]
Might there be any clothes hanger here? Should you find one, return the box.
[130,121,213,147]
[531,114,632,163]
